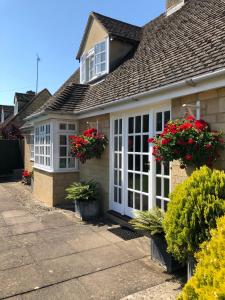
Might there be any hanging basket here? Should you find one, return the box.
[148,115,224,169]
[69,128,108,164]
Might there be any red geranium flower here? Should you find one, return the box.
[194,120,208,131]
[148,138,155,143]
[187,138,195,145]
[186,115,196,121]
[185,154,193,161]
[161,138,171,145]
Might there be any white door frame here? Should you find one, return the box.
[109,103,171,217]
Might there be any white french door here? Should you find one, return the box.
[110,107,171,218]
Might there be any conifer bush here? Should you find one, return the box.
[163,166,225,263]
[178,216,225,299]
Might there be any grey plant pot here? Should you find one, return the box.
[151,233,184,274]
[74,199,99,221]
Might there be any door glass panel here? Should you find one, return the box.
[128,155,133,170]
[135,155,140,171]
[143,175,148,193]
[143,195,149,211]
[128,117,134,133]
[164,178,170,198]
[156,112,163,132]
[143,156,149,173]
[135,193,141,210]
[135,116,141,133]
[142,135,149,152]
[135,136,141,152]
[156,177,161,196]
[128,136,134,152]
[128,173,133,189]
[128,191,133,208]
[164,111,170,125]
[143,115,149,132]
[135,174,140,190]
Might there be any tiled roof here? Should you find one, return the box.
[14,92,35,103]
[92,12,142,42]
[0,105,14,119]
[35,0,225,115]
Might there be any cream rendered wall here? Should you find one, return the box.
[83,19,108,54]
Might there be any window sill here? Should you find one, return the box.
[33,165,79,174]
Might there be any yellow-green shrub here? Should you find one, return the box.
[163,166,225,262]
[178,215,225,300]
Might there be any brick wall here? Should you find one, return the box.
[79,114,110,214]
[171,87,225,188]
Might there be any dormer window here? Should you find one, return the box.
[80,39,108,84]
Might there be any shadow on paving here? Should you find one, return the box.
[0,182,176,300]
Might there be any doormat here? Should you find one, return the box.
[108,226,143,241]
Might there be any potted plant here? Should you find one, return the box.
[30,170,34,191]
[148,115,224,169]
[21,170,31,185]
[65,181,100,220]
[69,128,108,163]
[130,208,182,273]
[163,166,225,279]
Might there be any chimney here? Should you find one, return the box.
[166,0,185,16]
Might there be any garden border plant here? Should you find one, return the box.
[148,115,224,168]
[163,166,225,273]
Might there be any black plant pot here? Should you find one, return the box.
[151,233,184,273]
[74,200,99,221]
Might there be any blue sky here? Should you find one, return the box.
[0,0,165,105]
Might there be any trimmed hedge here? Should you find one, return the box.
[178,216,225,299]
[163,166,225,262]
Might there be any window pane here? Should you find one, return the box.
[142,135,149,152]
[114,171,117,185]
[114,120,118,134]
[164,200,169,211]
[60,147,67,156]
[128,136,134,152]
[128,173,133,189]
[100,63,106,72]
[156,198,162,209]
[60,135,67,145]
[68,124,75,131]
[156,162,161,174]
[135,193,140,210]
[164,178,170,198]
[156,177,161,196]
[119,136,122,151]
[143,155,149,173]
[142,195,148,211]
[128,191,133,208]
[128,118,134,133]
[143,175,148,193]
[156,112,163,132]
[135,174,140,191]
[59,158,67,168]
[119,119,122,134]
[118,188,122,204]
[128,155,133,170]
[114,154,118,168]
[68,158,75,168]
[164,162,170,176]
[135,155,140,171]
[135,116,141,133]
[164,111,170,126]
[46,146,50,155]
[119,153,122,169]
[114,137,118,151]
[143,115,149,132]
[135,136,141,152]
[60,123,67,130]
[114,187,118,203]
[118,171,122,186]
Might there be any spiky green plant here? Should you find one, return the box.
[130,208,165,236]
[66,181,99,202]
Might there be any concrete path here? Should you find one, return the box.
[0,182,179,300]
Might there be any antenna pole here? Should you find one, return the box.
[36,54,40,94]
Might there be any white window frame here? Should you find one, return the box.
[27,133,34,161]
[80,38,109,84]
[34,120,79,173]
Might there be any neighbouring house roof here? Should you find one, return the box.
[14,92,35,104]
[76,12,142,59]
[31,0,225,117]
[2,89,51,129]
[0,105,14,120]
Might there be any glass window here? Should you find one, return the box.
[34,123,51,168]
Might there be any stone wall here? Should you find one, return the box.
[24,134,34,172]
[171,87,225,189]
[33,168,79,207]
[79,114,110,214]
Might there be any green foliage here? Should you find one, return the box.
[178,216,225,300]
[130,208,165,235]
[163,166,225,263]
[66,181,99,202]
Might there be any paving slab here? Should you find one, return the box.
[0,247,33,271]
[9,232,42,247]
[40,212,76,228]
[80,244,133,271]
[4,215,37,226]
[0,264,45,299]
[28,239,78,261]
[2,210,29,218]
[98,229,125,243]
[38,253,96,284]
[0,226,12,237]
[79,259,171,300]
[21,279,91,300]
[10,222,45,235]
[116,237,150,260]
[67,231,111,252]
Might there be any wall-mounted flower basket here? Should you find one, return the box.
[148,116,224,169]
[70,128,108,164]
[21,170,32,185]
